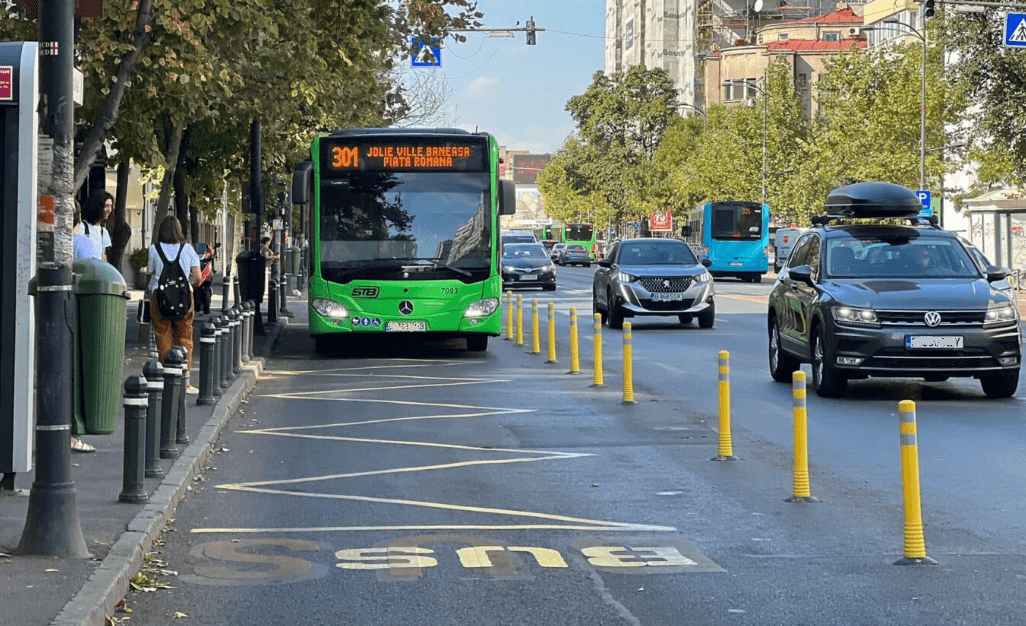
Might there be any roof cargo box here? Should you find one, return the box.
[824,182,923,219]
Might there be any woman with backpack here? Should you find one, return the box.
[148,216,202,394]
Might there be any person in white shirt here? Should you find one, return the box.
[81,189,113,261]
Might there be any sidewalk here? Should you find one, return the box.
[0,289,294,626]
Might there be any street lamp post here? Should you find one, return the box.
[676,102,707,133]
[724,80,768,208]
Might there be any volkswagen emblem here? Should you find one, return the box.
[398,301,414,316]
[924,311,942,327]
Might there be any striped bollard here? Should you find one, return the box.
[546,302,557,363]
[515,294,524,347]
[530,298,541,355]
[785,371,817,502]
[895,400,937,565]
[119,376,149,504]
[590,313,604,387]
[143,360,164,479]
[567,308,581,374]
[713,350,737,461]
[505,291,513,340]
[197,323,216,405]
[622,322,635,404]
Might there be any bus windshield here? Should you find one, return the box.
[710,202,763,241]
[319,171,491,280]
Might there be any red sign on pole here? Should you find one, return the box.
[0,66,12,101]
[649,209,673,231]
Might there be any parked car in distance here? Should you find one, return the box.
[592,238,715,329]
[501,231,538,249]
[767,181,1021,399]
[558,244,591,267]
[502,243,557,291]
[550,243,566,263]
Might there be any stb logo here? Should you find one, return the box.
[924,311,942,327]
[352,286,380,298]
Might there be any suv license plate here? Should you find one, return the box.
[386,321,426,332]
[652,292,685,302]
[906,335,962,349]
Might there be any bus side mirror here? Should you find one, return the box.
[292,160,313,205]
[499,179,516,215]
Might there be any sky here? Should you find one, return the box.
[410,1,607,155]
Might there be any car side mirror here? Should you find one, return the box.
[597,258,613,268]
[986,265,1008,282]
[788,264,813,284]
[700,256,713,268]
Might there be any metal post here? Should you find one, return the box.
[197,323,216,405]
[160,349,183,459]
[143,360,165,479]
[221,271,231,313]
[218,315,232,390]
[232,272,240,307]
[119,376,149,504]
[174,347,189,445]
[242,301,253,362]
[920,27,927,193]
[211,316,223,397]
[230,307,242,375]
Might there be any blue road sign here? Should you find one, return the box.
[915,190,932,216]
[1005,13,1026,48]
[412,37,441,67]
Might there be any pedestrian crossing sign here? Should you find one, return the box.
[412,37,441,67]
[1005,13,1026,48]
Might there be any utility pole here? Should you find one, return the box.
[19,0,90,558]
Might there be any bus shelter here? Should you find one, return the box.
[963,188,1026,274]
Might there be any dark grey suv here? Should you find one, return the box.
[593,238,715,329]
[767,182,1022,398]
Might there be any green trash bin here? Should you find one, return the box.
[290,246,301,275]
[73,258,130,435]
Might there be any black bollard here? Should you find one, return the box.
[241,301,254,362]
[211,316,223,397]
[230,307,242,375]
[217,315,231,391]
[119,376,149,504]
[160,349,183,459]
[174,346,189,445]
[143,360,164,479]
[197,323,216,405]
[221,271,232,313]
[232,272,240,308]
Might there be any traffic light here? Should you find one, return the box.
[924,0,935,18]
[526,16,536,45]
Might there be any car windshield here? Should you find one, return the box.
[618,241,698,265]
[825,234,981,279]
[503,244,548,259]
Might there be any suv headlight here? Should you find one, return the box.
[312,298,348,319]
[984,304,1018,327]
[540,265,555,274]
[465,298,500,318]
[695,271,712,283]
[616,271,639,283]
[833,306,879,328]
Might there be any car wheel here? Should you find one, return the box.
[698,302,715,329]
[768,316,800,383]
[980,369,1019,399]
[466,335,489,352]
[607,292,624,329]
[678,314,693,325]
[811,326,846,397]
[751,273,762,284]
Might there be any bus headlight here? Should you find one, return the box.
[465,298,500,318]
[312,298,349,319]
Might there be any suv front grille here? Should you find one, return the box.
[866,348,995,370]
[876,310,986,327]
[640,277,693,292]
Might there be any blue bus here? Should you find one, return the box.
[684,201,769,283]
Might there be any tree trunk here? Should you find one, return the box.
[72,0,155,193]
[108,161,133,272]
[152,124,185,244]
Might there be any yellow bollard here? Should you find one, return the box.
[567,308,581,374]
[590,313,604,387]
[622,322,636,404]
[530,298,541,355]
[505,291,513,340]
[546,302,557,363]
[515,294,524,347]
[895,400,937,565]
[713,350,737,461]
[786,371,817,503]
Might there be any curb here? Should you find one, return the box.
[52,318,288,626]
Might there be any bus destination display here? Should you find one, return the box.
[323,140,487,173]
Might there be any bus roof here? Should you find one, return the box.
[327,127,476,138]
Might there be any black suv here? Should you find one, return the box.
[767,182,1022,398]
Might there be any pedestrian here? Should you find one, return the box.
[259,236,279,261]
[73,207,99,261]
[81,189,113,261]
[148,216,202,394]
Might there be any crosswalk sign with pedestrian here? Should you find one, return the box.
[1005,13,1026,48]
[412,37,441,67]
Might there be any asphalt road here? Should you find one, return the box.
[124,267,1026,625]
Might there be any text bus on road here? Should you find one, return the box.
[684,200,769,282]
[291,128,515,353]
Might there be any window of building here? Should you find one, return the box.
[746,79,758,100]
[797,73,808,87]
[823,31,840,42]
[778,33,789,41]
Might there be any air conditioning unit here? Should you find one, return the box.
[849,27,861,36]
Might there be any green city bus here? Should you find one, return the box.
[291,128,515,353]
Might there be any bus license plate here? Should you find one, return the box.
[386,321,426,332]
[906,335,962,349]
[652,292,685,302]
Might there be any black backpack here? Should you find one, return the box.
[154,243,192,318]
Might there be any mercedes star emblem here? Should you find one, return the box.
[399,300,414,316]
[924,311,942,327]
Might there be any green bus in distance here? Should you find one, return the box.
[292,128,516,353]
